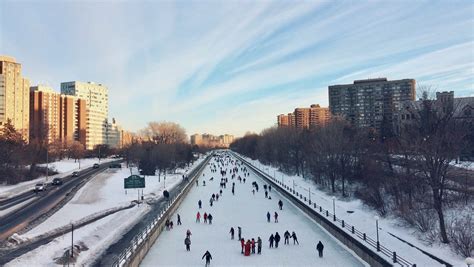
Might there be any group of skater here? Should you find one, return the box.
[180,152,329,266]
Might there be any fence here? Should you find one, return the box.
[111,154,212,267]
[232,152,416,267]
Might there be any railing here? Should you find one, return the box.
[111,154,212,267]
[233,152,416,267]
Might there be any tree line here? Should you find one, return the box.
[231,96,474,257]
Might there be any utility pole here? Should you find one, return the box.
[71,222,74,258]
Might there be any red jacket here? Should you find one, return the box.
[197,212,201,219]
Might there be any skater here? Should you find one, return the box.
[209,198,213,207]
[165,219,170,230]
[284,230,290,245]
[269,234,274,248]
[278,200,283,210]
[232,187,235,195]
[177,214,182,225]
[274,232,281,248]
[269,185,272,192]
[170,221,174,229]
[238,226,242,240]
[257,237,262,254]
[229,227,235,240]
[198,200,202,209]
[265,191,268,198]
[196,212,201,223]
[240,238,245,254]
[185,236,191,251]
[251,238,256,254]
[196,179,199,186]
[202,250,212,267]
[274,212,279,223]
[244,240,251,256]
[212,193,215,200]
[208,213,213,224]
[186,229,192,238]
[203,181,206,186]
[252,189,255,195]
[292,231,299,245]
[204,212,208,223]
[216,194,219,201]
[266,212,271,223]
[317,241,324,257]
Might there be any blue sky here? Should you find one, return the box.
[1,0,473,136]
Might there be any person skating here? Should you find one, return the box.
[244,240,251,256]
[266,211,271,223]
[278,200,283,210]
[229,227,235,239]
[196,179,199,186]
[265,191,268,198]
[274,211,279,223]
[209,198,213,207]
[274,232,281,248]
[186,229,192,238]
[208,213,213,224]
[251,238,256,254]
[257,237,262,254]
[240,238,245,254]
[292,231,299,245]
[232,187,235,195]
[269,185,272,191]
[202,250,212,267]
[269,234,274,248]
[316,241,324,257]
[198,200,202,209]
[196,212,201,223]
[185,236,191,251]
[284,230,290,245]
[204,212,208,223]
[237,226,242,240]
[177,214,182,225]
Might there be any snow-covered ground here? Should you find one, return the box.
[6,156,207,267]
[0,158,115,199]
[240,154,466,267]
[141,153,367,267]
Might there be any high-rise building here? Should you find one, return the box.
[105,118,123,149]
[328,78,415,133]
[277,114,289,127]
[190,133,234,147]
[309,104,330,128]
[61,81,108,149]
[277,104,330,129]
[0,56,30,141]
[30,85,86,145]
[294,108,310,129]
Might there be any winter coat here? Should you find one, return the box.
[185,237,191,245]
[317,242,324,251]
[275,233,281,242]
[284,231,290,238]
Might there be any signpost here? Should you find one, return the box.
[124,175,145,205]
[124,175,145,189]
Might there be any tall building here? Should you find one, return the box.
[190,133,234,147]
[0,56,30,141]
[328,78,415,133]
[277,114,289,127]
[61,81,108,149]
[294,108,310,129]
[105,118,123,149]
[30,85,86,145]
[277,104,330,129]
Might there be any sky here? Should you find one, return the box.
[1,0,473,137]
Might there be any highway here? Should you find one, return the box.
[0,160,121,242]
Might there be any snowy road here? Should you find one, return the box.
[141,153,367,267]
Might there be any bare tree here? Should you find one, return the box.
[140,121,187,144]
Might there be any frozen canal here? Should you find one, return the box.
[141,153,367,266]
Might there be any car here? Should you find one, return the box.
[72,171,79,177]
[93,163,100,169]
[52,178,63,185]
[109,163,122,168]
[35,182,47,191]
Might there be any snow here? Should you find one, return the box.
[0,157,115,199]
[141,153,368,267]
[5,156,207,266]
[240,154,465,267]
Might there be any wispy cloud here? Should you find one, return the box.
[1,0,473,136]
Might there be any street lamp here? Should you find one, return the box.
[70,221,74,258]
[46,144,49,183]
[374,215,380,251]
[332,196,336,221]
[465,257,474,267]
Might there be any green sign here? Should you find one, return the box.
[124,175,145,189]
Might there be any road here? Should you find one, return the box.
[92,156,211,267]
[0,160,121,242]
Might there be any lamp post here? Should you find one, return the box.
[71,221,74,258]
[375,215,380,251]
[46,144,49,183]
[308,187,311,202]
[292,180,295,192]
[332,196,336,221]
